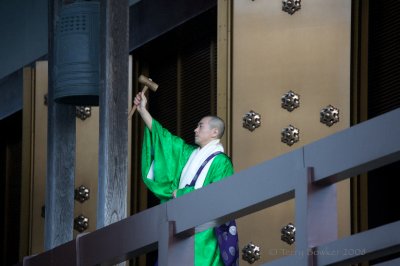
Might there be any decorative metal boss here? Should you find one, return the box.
[282,0,301,15]
[74,185,90,203]
[243,110,261,132]
[281,91,300,112]
[281,223,296,245]
[320,105,339,127]
[74,215,89,232]
[281,125,299,146]
[242,242,261,264]
[76,106,92,120]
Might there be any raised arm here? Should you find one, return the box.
[134,91,153,131]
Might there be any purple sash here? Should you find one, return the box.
[187,151,222,187]
[186,151,239,266]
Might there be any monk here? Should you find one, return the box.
[134,91,238,266]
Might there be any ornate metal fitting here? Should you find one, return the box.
[242,242,261,264]
[281,90,300,112]
[281,223,296,245]
[74,215,89,232]
[281,125,299,146]
[320,105,340,127]
[243,110,261,132]
[74,185,90,203]
[282,0,301,15]
[75,106,92,120]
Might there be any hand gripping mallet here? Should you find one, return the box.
[128,75,159,119]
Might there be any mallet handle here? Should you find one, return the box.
[128,86,148,120]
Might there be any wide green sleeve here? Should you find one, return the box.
[141,119,196,202]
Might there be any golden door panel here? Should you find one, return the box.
[74,107,99,236]
[232,0,351,264]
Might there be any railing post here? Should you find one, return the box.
[22,254,37,266]
[158,220,194,266]
[76,232,89,266]
[296,167,338,266]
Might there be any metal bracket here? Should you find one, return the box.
[75,106,92,120]
[242,242,261,264]
[74,185,90,203]
[281,223,296,245]
[74,215,89,232]
[320,105,339,127]
[282,0,301,15]
[281,90,300,112]
[281,125,300,146]
[243,110,261,132]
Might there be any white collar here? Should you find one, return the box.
[179,139,224,189]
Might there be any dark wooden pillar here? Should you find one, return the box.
[45,0,76,250]
[97,0,129,228]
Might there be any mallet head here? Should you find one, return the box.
[138,75,159,92]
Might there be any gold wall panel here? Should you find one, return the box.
[232,0,351,264]
[74,107,99,236]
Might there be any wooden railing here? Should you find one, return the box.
[21,108,400,266]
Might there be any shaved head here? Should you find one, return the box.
[207,116,225,139]
[194,115,226,148]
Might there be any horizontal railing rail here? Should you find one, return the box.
[22,108,400,266]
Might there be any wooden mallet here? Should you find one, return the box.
[128,75,159,119]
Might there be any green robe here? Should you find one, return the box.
[141,119,234,266]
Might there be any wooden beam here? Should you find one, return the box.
[97,0,129,228]
[45,0,76,250]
